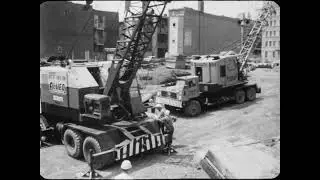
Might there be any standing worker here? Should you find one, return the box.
[161,110,175,153]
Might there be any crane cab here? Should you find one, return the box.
[190,54,240,88]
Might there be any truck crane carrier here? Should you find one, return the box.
[155,4,276,116]
[40,1,171,170]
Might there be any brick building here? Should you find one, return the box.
[168,7,241,57]
[261,2,280,63]
[40,1,119,60]
[119,15,169,58]
[149,16,169,58]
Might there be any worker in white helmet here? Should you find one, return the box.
[113,160,133,179]
[162,110,176,152]
[154,103,166,119]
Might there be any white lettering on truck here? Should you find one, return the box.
[48,72,67,95]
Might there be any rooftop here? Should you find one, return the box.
[191,54,239,64]
[169,7,239,23]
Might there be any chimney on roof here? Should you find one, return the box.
[198,0,204,13]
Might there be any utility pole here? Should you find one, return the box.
[198,0,204,55]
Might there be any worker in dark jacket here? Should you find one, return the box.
[159,110,176,154]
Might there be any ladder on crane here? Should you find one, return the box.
[238,4,276,73]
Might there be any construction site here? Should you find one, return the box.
[40,1,280,179]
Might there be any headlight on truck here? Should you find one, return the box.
[157,91,161,96]
[178,94,182,100]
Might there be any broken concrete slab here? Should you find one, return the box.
[196,136,280,179]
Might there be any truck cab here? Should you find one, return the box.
[155,76,200,108]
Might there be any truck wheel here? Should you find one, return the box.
[246,87,256,101]
[83,136,115,170]
[235,90,245,104]
[184,100,201,117]
[63,129,83,158]
[40,115,48,131]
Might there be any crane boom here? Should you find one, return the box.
[103,1,169,117]
[238,3,276,74]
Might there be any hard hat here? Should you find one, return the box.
[155,104,163,109]
[121,160,132,170]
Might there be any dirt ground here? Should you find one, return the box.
[40,68,280,179]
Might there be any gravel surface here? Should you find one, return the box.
[40,68,280,179]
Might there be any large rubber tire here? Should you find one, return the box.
[63,129,83,158]
[235,90,245,104]
[40,115,48,131]
[83,136,115,170]
[184,100,201,117]
[246,87,256,101]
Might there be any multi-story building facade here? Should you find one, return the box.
[261,2,280,63]
[40,1,119,60]
[151,16,169,58]
[119,16,169,58]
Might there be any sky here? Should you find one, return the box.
[71,1,265,22]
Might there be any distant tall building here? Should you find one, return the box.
[150,16,169,58]
[261,2,280,63]
[40,1,119,60]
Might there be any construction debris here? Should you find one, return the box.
[198,136,280,179]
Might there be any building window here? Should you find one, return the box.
[265,51,268,58]
[273,51,275,58]
[265,41,268,47]
[220,65,226,77]
[270,21,272,26]
[173,23,176,27]
[273,31,276,36]
[279,41,280,47]
[274,20,276,26]
[64,9,71,16]
[266,31,268,37]
[273,41,276,47]
[269,41,272,46]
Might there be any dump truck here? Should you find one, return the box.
[40,1,170,170]
[155,54,261,116]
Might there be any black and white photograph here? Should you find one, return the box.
[40,1,280,179]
